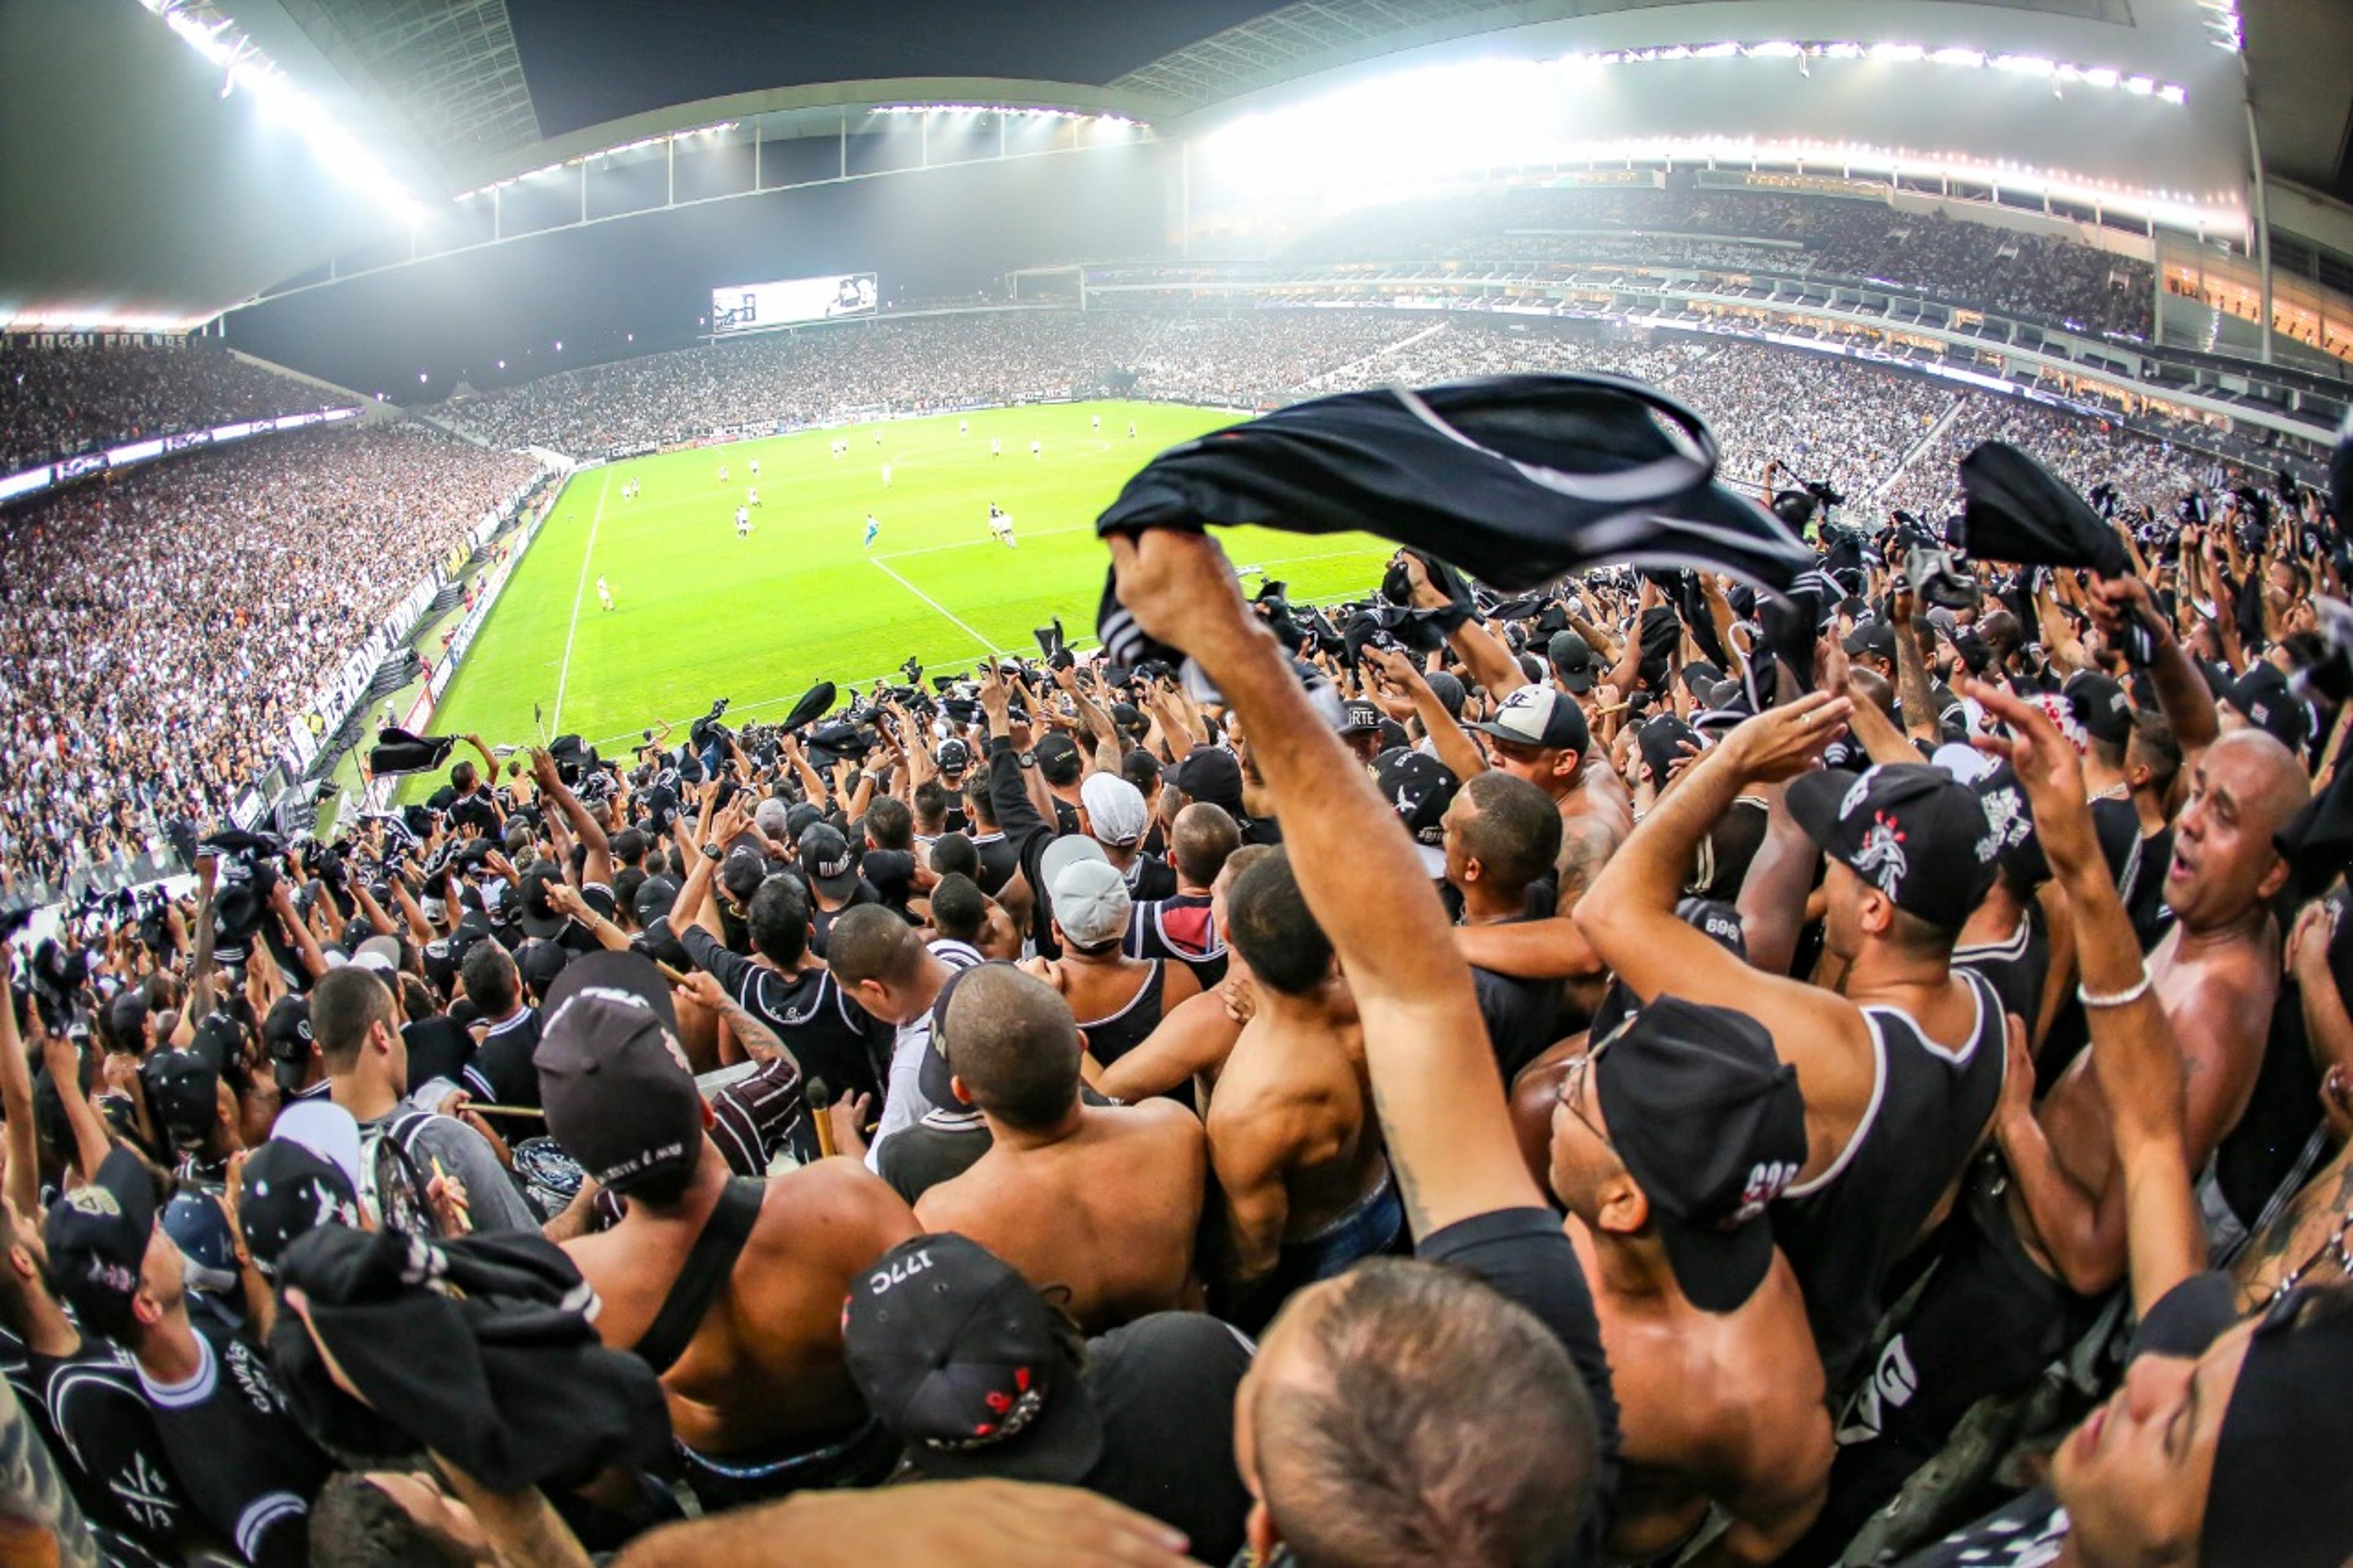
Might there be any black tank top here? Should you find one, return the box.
[1953,913,2047,1055]
[1773,969,2007,1393]
[1075,961,1167,1068]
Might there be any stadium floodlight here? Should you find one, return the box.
[1868,43,1927,62]
[1746,42,1803,58]
[135,0,423,225]
[1930,47,1986,68]
[1,308,216,334]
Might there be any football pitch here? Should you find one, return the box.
[424,400,1393,757]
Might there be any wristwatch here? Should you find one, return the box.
[700,843,721,861]
[1017,751,1037,769]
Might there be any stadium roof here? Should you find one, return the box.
[4,0,2349,330]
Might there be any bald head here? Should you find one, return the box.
[2168,729,2308,932]
[942,964,1083,1132]
[826,905,928,988]
[1172,802,1242,890]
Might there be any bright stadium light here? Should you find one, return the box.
[135,0,423,225]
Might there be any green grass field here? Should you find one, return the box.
[423,401,1392,763]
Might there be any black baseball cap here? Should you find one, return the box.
[262,995,315,1091]
[1338,700,1384,737]
[1033,732,1083,786]
[1786,762,1999,932]
[1636,714,1702,789]
[1423,670,1468,719]
[843,1233,1102,1482]
[238,1138,362,1281]
[43,1147,159,1324]
[105,989,148,1053]
[1546,631,1596,694]
[143,1050,218,1152]
[1586,897,1747,1043]
[516,863,569,941]
[936,738,972,775]
[633,874,680,929]
[2224,661,2311,752]
[1471,684,1590,755]
[798,824,860,901]
[2201,1286,2353,1566]
[1590,997,1806,1314]
[1373,748,1459,878]
[188,1010,244,1077]
[1841,620,1896,665]
[534,952,705,1195]
[1170,747,1244,808]
[2063,670,2134,749]
[515,939,571,1006]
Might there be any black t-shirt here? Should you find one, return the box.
[134,1321,330,1568]
[554,885,620,955]
[808,882,882,957]
[1895,1272,2238,1567]
[681,925,890,1105]
[1079,1312,1256,1566]
[402,1015,475,1096]
[971,832,1022,897]
[1417,1207,1620,1567]
[1126,854,1180,903]
[38,1345,192,1550]
[461,1007,543,1138]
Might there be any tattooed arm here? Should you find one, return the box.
[0,1373,101,1568]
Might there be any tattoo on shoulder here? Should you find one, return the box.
[1556,819,1618,898]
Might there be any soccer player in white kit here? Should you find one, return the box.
[881,463,892,488]
[1127,421,1137,438]
[749,457,760,479]
[1031,438,1042,459]
[988,506,1016,549]
[735,506,751,538]
[874,428,883,445]
[748,486,760,507]
[597,575,614,612]
[959,419,969,436]
[1091,414,1101,432]
[719,463,729,483]
[990,437,1001,457]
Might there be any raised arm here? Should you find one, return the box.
[1965,678,2202,1311]
[1576,694,1877,1110]
[1107,530,1542,1236]
[1366,648,1486,784]
[529,750,612,887]
[2088,574,2221,759]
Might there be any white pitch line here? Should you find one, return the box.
[868,557,1001,659]
[549,469,612,733]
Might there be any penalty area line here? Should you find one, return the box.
[550,469,612,734]
[867,557,1000,660]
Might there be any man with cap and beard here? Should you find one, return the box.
[1576,703,2009,1397]
[540,952,920,1508]
[1547,999,1828,1565]
[1203,847,1401,1333]
[1021,844,1200,1072]
[912,964,1208,1334]
[1447,679,1632,1028]
[44,1148,331,1567]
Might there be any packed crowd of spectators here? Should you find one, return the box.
[4,358,2349,1568]
[0,341,340,474]
[1284,184,2159,338]
[0,425,538,900]
[1121,311,1428,405]
[441,312,1166,455]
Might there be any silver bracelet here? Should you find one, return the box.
[2078,966,2153,1009]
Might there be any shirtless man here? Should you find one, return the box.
[1576,699,2009,1396]
[1095,843,1271,1108]
[1381,649,1633,1018]
[1205,846,1400,1331]
[1023,852,1200,1072]
[914,963,1207,1332]
[538,952,920,1507]
[1548,997,1828,1566]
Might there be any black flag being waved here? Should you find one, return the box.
[1095,374,1811,678]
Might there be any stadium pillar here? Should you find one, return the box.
[2245,100,2274,366]
[668,135,675,205]
[1180,138,1191,258]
